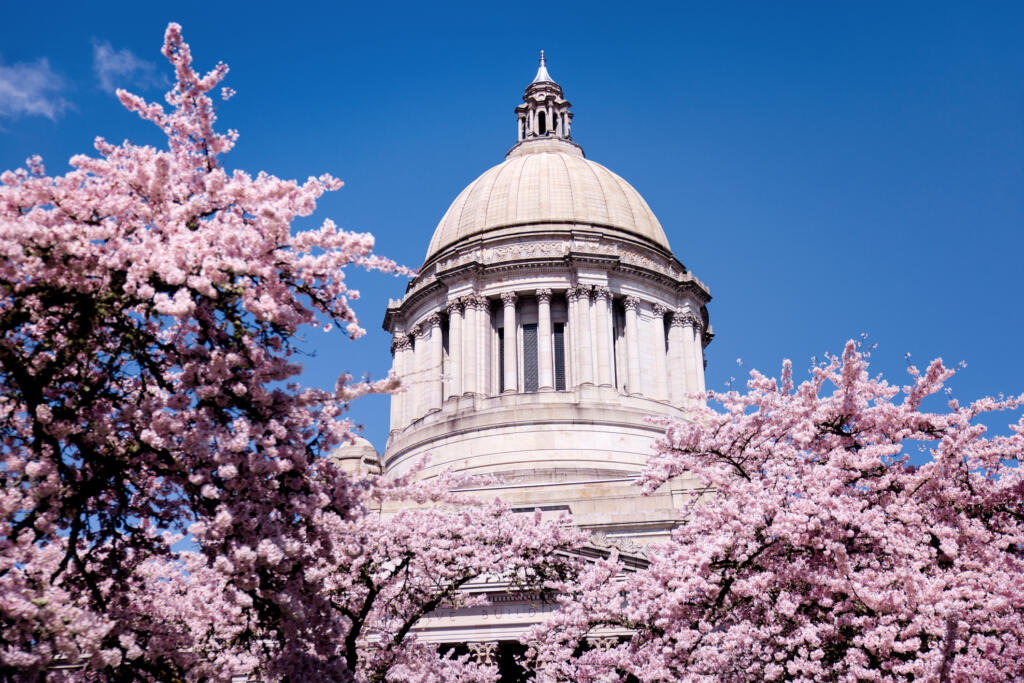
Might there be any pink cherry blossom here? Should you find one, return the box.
[528,341,1024,682]
[1,24,581,681]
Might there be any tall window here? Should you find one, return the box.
[441,318,450,399]
[538,111,547,134]
[523,323,538,392]
[553,322,566,391]
[613,301,626,390]
[497,328,505,393]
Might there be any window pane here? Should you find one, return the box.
[553,323,566,391]
[523,323,538,392]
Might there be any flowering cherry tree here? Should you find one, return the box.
[0,24,580,681]
[529,342,1024,682]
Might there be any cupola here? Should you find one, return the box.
[514,51,574,144]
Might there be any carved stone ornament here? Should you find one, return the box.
[652,303,667,317]
[588,637,620,651]
[412,324,427,339]
[623,295,640,311]
[589,530,648,558]
[445,298,464,314]
[468,641,499,665]
[535,288,553,303]
[592,285,611,301]
[500,291,518,306]
[426,312,442,327]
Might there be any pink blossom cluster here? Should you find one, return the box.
[529,342,1024,682]
[0,24,580,681]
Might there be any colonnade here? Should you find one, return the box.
[389,287,706,432]
[517,105,570,140]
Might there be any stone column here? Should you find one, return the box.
[593,286,613,387]
[678,311,699,400]
[389,333,408,431]
[461,295,476,395]
[623,296,642,395]
[667,312,687,405]
[652,305,669,401]
[401,334,416,425]
[536,289,554,391]
[412,324,427,419]
[427,313,443,412]
[501,291,518,393]
[569,286,593,386]
[566,289,577,386]
[693,319,707,397]
[476,296,488,395]
[446,299,463,399]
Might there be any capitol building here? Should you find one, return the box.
[348,53,713,666]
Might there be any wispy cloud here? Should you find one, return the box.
[92,40,164,92]
[0,57,68,120]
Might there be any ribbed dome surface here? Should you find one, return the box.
[425,145,670,261]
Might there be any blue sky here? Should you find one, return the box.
[2,1,1023,455]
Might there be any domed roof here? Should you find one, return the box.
[424,140,671,262]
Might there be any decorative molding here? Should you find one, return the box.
[623,295,640,311]
[500,291,518,306]
[483,241,566,263]
[468,641,498,665]
[535,288,552,304]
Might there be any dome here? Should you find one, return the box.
[424,139,671,262]
[328,436,380,475]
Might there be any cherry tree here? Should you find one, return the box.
[0,24,580,681]
[528,342,1024,682]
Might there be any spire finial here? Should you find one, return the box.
[532,50,553,84]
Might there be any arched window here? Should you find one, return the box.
[538,111,547,135]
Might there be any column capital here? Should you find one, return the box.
[461,293,482,310]
[623,295,640,311]
[671,310,700,329]
[568,285,590,302]
[588,636,620,651]
[445,298,464,314]
[426,312,442,328]
[592,285,611,301]
[535,288,553,304]
[468,641,499,665]
[500,291,518,306]
[652,303,667,316]
[391,333,412,353]
[412,324,427,339]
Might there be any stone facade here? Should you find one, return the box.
[377,53,712,653]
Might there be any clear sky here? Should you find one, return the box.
[3,1,1023,456]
